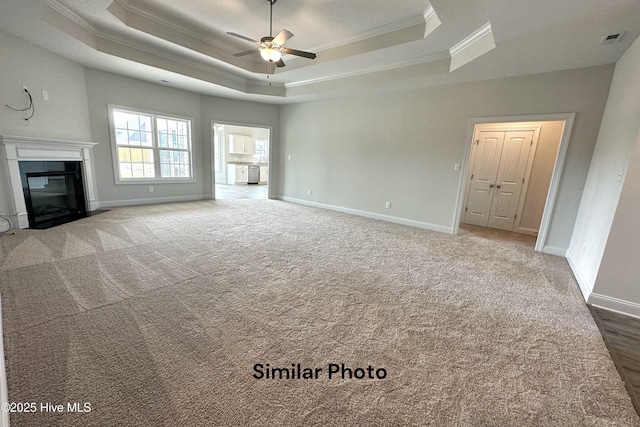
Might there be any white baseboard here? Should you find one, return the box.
[565,248,593,302]
[516,226,538,236]
[95,194,207,209]
[564,249,640,320]
[541,245,566,257]
[588,293,640,320]
[280,196,454,234]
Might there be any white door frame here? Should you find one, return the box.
[210,120,273,200]
[453,113,576,254]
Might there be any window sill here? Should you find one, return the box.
[115,178,196,185]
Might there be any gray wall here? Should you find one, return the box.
[0,31,92,219]
[85,71,281,206]
[0,30,91,142]
[279,65,614,251]
[520,121,563,232]
[567,35,640,314]
[85,69,204,206]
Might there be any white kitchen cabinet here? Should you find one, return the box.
[227,164,248,184]
[229,135,256,155]
[259,166,269,184]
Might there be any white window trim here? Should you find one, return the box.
[107,104,196,185]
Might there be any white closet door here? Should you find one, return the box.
[463,131,505,226]
[487,131,534,230]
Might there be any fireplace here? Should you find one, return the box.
[20,161,87,229]
[0,135,98,229]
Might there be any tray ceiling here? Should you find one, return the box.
[1,0,639,103]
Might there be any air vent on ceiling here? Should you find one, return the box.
[600,32,625,45]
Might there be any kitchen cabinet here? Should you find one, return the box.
[227,164,248,184]
[259,166,269,184]
[229,135,256,155]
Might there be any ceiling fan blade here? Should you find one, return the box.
[272,29,293,45]
[282,47,317,60]
[275,59,286,68]
[227,32,260,45]
[233,49,261,57]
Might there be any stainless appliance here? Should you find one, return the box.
[248,165,260,184]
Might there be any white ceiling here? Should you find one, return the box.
[1,0,639,104]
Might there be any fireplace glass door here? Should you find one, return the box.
[20,161,88,229]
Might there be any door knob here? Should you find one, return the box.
[496,185,501,188]
[489,184,494,188]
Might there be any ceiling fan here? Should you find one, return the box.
[227,0,317,69]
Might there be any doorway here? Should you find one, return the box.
[212,122,271,200]
[463,123,541,233]
[455,113,575,254]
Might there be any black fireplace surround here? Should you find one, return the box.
[19,161,87,229]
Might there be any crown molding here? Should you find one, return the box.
[286,51,449,88]
[310,13,428,52]
[423,4,442,39]
[449,21,493,58]
[449,22,495,71]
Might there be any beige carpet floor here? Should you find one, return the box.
[0,199,637,426]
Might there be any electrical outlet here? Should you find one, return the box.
[148,186,154,192]
[42,90,49,101]
[288,155,292,160]
[385,202,391,209]
[307,189,311,196]
[454,163,460,171]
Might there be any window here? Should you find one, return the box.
[255,139,269,162]
[109,106,193,183]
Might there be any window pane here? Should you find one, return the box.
[119,163,132,179]
[167,120,178,136]
[113,111,129,130]
[157,118,167,134]
[118,147,130,162]
[159,131,168,148]
[131,163,144,178]
[176,135,188,149]
[127,113,142,131]
[139,116,152,133]
[144,164,155,178]
[115,129,129,144]
[128,130,141,146]
[161,164,171,177]
[140,131,153,147]
[130,148,143,162]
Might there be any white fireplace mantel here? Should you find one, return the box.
[0,135,98,229]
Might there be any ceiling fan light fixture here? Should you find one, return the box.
[260,46,282,62]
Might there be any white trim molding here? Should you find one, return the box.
[280,196,454,235]
[0,135,98,229]
[588,293,640,320]
[97,194,207,209]
[423,4,442,39]
[566,248,593,302]
[541,246,566,257]
[449,22,495,71]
